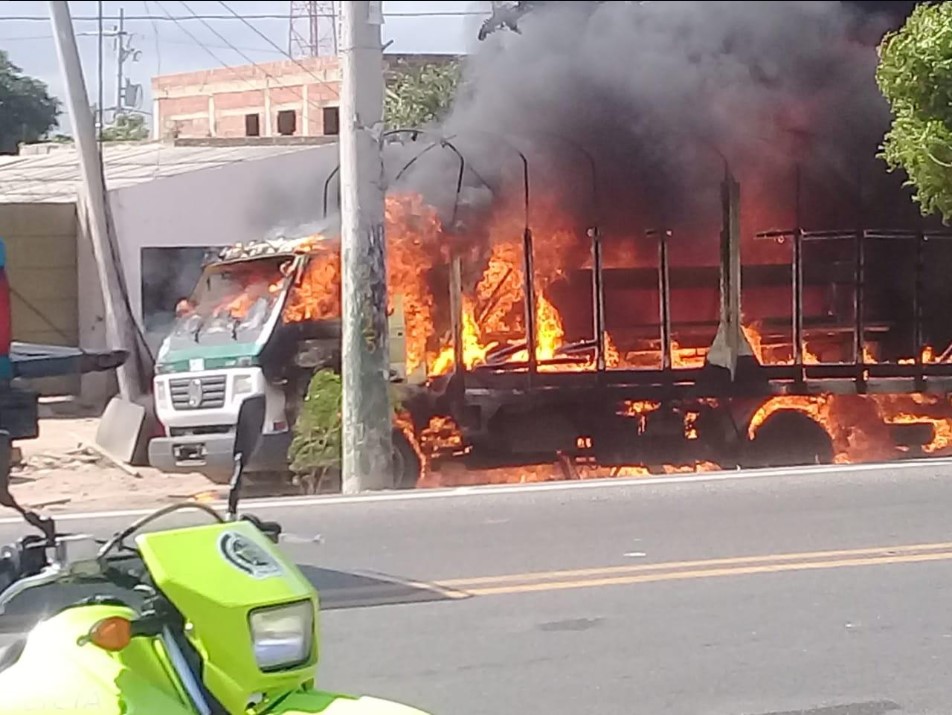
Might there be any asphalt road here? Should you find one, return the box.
[4,460,952,714]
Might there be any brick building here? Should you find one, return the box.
[151,54,458,141]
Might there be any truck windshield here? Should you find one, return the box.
[168,256,290,347]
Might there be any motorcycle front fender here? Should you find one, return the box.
[269,689,431,715]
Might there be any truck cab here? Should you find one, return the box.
[148,234,419,486]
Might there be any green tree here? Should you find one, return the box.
[0,50,60,154]
[100,113,149,141]
[876,3,952,223]
[384,59,461,129]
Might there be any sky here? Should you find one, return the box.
[0,1,488,130]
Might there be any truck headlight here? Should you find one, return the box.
[155,380,169,409]
[249,601,313,671]
[233,374,254,397]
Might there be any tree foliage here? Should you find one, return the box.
[101,113,149,141]
[876,2,952,223]
[384,59,462,130]
[0,50,60,154]
[288,369,404,490]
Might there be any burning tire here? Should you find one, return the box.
[743,409,834,469]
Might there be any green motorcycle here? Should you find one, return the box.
[0,396,430,715]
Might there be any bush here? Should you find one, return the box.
[288,370,404,488]
[288,370,343,484]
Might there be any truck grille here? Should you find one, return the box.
[169,375,227,410]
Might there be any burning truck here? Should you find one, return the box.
[147,164,952,489]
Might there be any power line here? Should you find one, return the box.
[215,0,339,98]
[0,32,288,56]
[149,0,334,131]
[176,0,338,100]
[0,11,490,23]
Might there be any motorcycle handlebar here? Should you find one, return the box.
[241,514,282,543]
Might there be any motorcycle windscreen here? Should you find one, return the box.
[136,520,320,715]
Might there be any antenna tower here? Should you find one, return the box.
[289,1,339,57]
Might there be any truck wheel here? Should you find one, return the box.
[392,429,422,490]
[744,409,834,469]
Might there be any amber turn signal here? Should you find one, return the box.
[87,616,132,652]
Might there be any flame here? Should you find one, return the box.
[279,194,446,376]
[742,325,766,363]
[899,345,937,365]
[283,249,341,323]
[749,393,952,461]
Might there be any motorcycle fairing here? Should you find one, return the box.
[136,520,320,714]
[0,604,193,715]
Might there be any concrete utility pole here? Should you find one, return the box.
[49,0,142,399]
[339,0,393,492]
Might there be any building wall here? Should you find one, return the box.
[0,203,81,396]
[106,144,340,354]
[152,54,458,141]
[152,57,343,141]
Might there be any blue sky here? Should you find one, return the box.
[0,1,487,128]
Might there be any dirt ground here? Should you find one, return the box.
[9,417,223,513]
[5,415,638,514]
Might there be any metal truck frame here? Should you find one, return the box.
[401,167,952,476]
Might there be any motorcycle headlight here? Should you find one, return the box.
[249,601,313,671]
[233,374,255,397]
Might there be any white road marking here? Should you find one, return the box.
[0,457,950,525]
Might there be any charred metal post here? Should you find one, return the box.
[792,229,804,367]
[854,229,865,364]
[522,227,537,379]
[450,253,465,383]
[656,229,672,370]
[706,167,753,378]
[590,227,606,371]
[792,165,804,369]
[914,231,925,373]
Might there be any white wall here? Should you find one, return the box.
[74,144,340,404]
[105,144,340,352]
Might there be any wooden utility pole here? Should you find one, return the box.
[49,0,141,399]
[339,0,393,492]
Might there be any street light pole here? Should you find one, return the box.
[339,0,393,492]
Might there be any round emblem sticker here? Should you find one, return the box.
[218,531,282,579]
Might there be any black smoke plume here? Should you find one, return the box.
[387,1,926,258]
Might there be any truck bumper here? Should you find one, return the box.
[148,431,291,477]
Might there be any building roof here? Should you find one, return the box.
[0,138,336,204]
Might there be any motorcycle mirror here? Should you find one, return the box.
[228,395,266,519]
[234,395,266,469]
